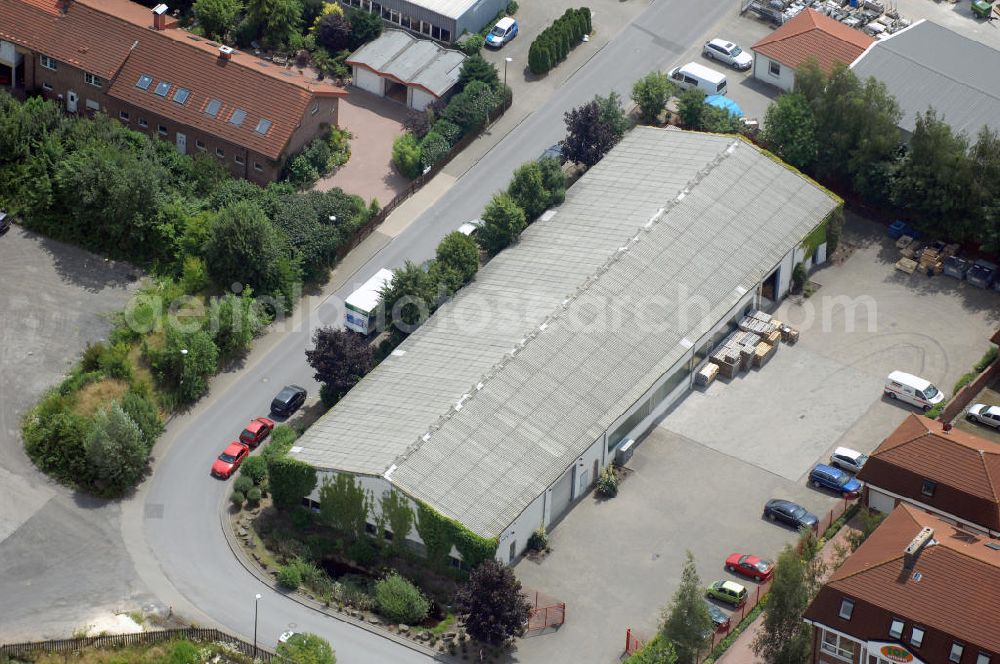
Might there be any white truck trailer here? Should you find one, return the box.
[344,268,394,334]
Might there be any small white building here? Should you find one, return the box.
[347,30,466,111]
[751,9,873,92]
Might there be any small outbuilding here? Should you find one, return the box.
[347,29,466,111]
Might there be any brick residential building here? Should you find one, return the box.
[804,504,999,664]
[857,414,1000,537]
[0,0,347,184]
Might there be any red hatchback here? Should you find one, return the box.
[725,553,774,582]
[212,442,250,479]
[239,417,275,448]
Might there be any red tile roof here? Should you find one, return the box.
[0,0,346,159]
[805,504,1000,653]
[751,9,874,74]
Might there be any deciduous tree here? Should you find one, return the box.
[455,559,532,646]
[192,0,242,40]
[316,12,352,52]
[562,100,618,168]
[507,161,549,221]
[752,544,816,664]
[305,326,373,405]
[84,403,148,496]
[435,231,479,286]
[762,92,818,171]
[632,71,676,124]
[275,632,336,664]
[475,192,526,256]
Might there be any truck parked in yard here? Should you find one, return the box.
[344,268,394,335]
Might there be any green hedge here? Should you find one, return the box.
[528,8,591,76]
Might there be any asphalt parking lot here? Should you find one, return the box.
[513,213,1000,664]
[0,225,152,641]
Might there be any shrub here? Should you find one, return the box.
[84,403,150,497]
[349,536,380,567]
[430,119,462,146]
[456,34,483,55]
[631,71,675,125]
[975,346,999,372]
[120,389,164,450]
[526,526,548,552]
[527,8,589,75]
[392,133,423,179]
[267,456,318,510]
[476,192,526,256]
[507,161,549,221]
[419,131,452,169]
[792,262,807,293]
[181,256,210,294]
[240,454,268,485]
[246,486,262,506]
[277,563,303,590]
[168,640,200,664]
[230,490,246,508]
[596,465,618,497]
[234,475,254,495]
[954,372,977,394]
[374,572,430,624]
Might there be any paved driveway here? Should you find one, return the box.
[513,213,1000,663]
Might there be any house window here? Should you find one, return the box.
[922,480,937,497]
[253,162,264,172]
[173,87,190,104]
[383,529,394,541]
[215,147,225,158]
[768,60,780,77]
[889,619,905,639]
[441,28,451,42]
[838,598,854,620]
[138,118,149,128]
[195,139,205,151]
[40,55,58,70]
[234,154,245,165]
[311,104,319,115]
[158,124,168,136]
[821,631,856,662]
[119,110,130,121]
[42,83,53,91]
[255,118,272,135]
[977,654,991,664]
[364,522,377,535]
[910,626,925,647]
[431,25,441,40]
[84,72,103,87]
[952,644,965,663]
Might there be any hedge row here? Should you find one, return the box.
[527,8,591,76]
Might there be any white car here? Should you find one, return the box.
[702,38,752,70]
[968,403,1000,429]
[278,631,299,644]
[830,447,868,474]
[457,219,482,237]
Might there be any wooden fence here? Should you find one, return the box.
[0,627,286,662]
[336,90,514,261]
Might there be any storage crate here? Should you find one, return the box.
[696,363,718,387]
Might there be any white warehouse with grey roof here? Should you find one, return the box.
[340,0,510,44]
[347,30,466,110]
[291,127,840,565]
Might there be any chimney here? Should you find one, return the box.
[152,3,168,30]
[903,526,935,571]
[218,45,234,61]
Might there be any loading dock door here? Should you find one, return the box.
[550,468,574,523]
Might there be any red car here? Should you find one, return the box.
[725,553,774,582]
[212,442,250,479]
[239,417,275,448]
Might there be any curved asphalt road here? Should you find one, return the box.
[135,2,732,662]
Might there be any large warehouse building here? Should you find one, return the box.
[338,0,509,43]
[291,128,840,564]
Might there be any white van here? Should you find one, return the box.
[668,62,728,96]
[884,371,945,411]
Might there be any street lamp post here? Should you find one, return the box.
[504,57,512,88]
[253,593,262,658]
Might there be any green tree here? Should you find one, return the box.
[537,156,566,207]
[969,127,1000,252]
[240,454,268,485]
[192,0,242,40]
[762,92,818,171]
[632,71,676,124]
[418,131,451,169]
[676,88,707,129]
[435,231,479,286]
[120,389,164,449]
[443,80,500,134]
[456,559,532,646]
[562,100,619,168]
[476,192,526,256]
[316,12,352,52]
[271,192,341,280]
[458,53,500,90]
[347,9,382,49]
[375,572,430,624]
[594,91,630,139]
[752,544,814,664]
[660,551,712,664]
[267,455,318,510]
[507,161,549,221]
[246,0,302,47]
[528,38,551,75]
[211,290,266,359]
[161,327,220,404]
[84,403,149,496]
[379,261,437,342]
[305,326,373,405]
[392,133,423,179]
[318,473,371,538]
[275,632,336,664]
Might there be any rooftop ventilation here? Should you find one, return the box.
[903,526,935,570]
[152,3,168,30]
[218,45,234,61]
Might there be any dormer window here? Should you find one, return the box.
[922,480,937,497]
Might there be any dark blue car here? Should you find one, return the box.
[809,464,862,497]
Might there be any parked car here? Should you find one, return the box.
[211,441,250,479]
[0,209,9,234]
[968,403,1000,430]
[809,464,863,497]
[278,631,299,644]
[702,38,752,70]
[270,385,307,417]
[705,602,731,634]
[884,371,944,412]
[458,219,482,237]
[706,580,748,607]
[764,499,818,529]
[540,143,565,164]
[485,16,518,48]
[725,553,773,582]
[239,417,275,448]
[830,447,868,474]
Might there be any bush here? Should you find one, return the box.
[476,192,526,256]
[430,119,462,146]
[181,256,210,294]
[230,490,245,508]
[791,262,807,293]
[349,536,380,567]
[267,455,318,510]
[246,486,262,506]
[507,161,549,221]
[456,34,484,55]
[240,454,268,485]
[392,133,423,179]
[631,71,676,125]
[975,346,999,372]
[419,131,452,169]
[234,475,254,495]
[374,572,430,624]
[527,526,548,552]
[277,563,303,590]
[596,465,618,497]
[168,640,200,664]
[84,403,150,497]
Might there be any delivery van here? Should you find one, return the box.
[668,62,728,96]
[884,371,945,411]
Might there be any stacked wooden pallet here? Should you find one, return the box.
[753,341,776,367]
[918,246,944,275]
[696,362,719,387]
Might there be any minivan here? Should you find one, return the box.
[485,17,518,48]
[884,371,944,411]
[668,62,728,96]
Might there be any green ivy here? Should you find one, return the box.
[414,502,498,569]
[318,473,371,539]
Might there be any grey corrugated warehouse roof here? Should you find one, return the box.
[850,20,1000,136]
[405,0,478,19]
[347,30,466,97]
[291,128,838,538]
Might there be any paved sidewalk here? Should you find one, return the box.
[715,520,860,664]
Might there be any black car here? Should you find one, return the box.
[705,602,731,635]
[0,210,10,234]
[764,499,818,530]
[270,385,307,417]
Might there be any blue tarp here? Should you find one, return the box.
[705,95,743,118]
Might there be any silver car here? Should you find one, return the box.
[703,38,752,70]
[830,447,868,474]
[968,403,1000,429]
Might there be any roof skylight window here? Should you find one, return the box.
[153,81,171,97]
[205,99,222,117]
[229,108,247,126]
[136,74,153,90]
[173,88,190,104]
[255,118,272,135]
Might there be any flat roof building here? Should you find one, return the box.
[292,127,840,565]
[339,0,510,44]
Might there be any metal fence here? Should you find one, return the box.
[524,588,566,631]
[335,91,514,261]
[624,627,644,655]
[0,627,285,662]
